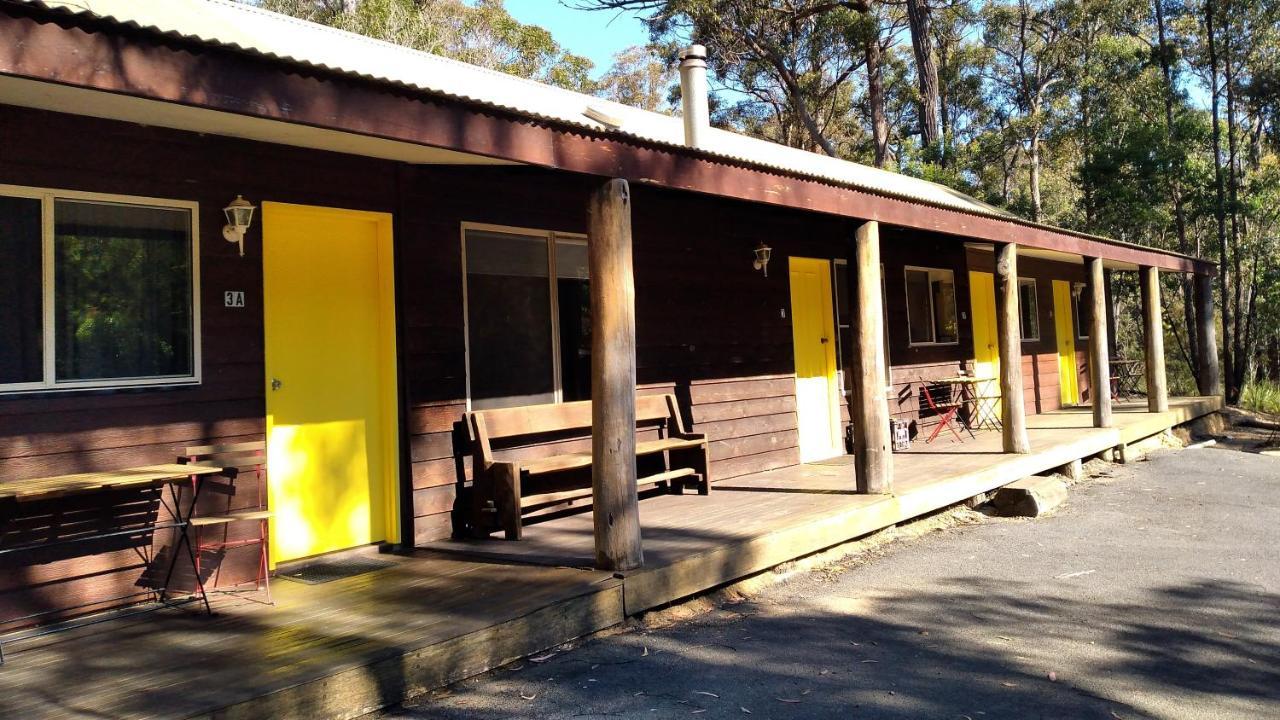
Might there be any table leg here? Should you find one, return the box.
[158,479,211,615]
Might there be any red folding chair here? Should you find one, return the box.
[921,382,967,444]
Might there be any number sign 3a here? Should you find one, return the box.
[224,290,246,308]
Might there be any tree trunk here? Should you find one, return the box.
[905,0,940,153]
[1204,0,1235,402]
[1028,132,1043,222]
[1223,16,1245,398]
[1154,0,1200,384]
[864,29,891,168]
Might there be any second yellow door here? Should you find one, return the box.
[969,271,1002,413]
[1053,279,1080,405]
[789,257,842,462]
[262,202,399,565]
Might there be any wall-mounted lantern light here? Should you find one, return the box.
[222,195,256,257]
[753,241,773,277]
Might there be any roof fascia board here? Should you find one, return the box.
[0,7,1213,275]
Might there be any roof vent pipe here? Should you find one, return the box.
[679,45,709,148]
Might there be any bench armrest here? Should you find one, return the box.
[670,431,707,442]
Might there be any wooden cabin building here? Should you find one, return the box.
[0,0,1220,628]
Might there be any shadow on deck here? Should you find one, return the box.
[0,396,1220,720]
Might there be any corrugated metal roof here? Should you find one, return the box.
[20,0,1017,220]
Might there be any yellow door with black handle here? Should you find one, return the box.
[262,202,400,566]
[789,257,843,462]
[969,271,1002,417]
[1052,279,1081,405]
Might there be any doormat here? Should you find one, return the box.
[278,557,398,585]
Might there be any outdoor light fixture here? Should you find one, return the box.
[222,195,256,257]
[753,241,773,277]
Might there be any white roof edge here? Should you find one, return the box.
[14,0,1204,263]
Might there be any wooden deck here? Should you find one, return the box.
[0,396,1218,720]
[425,397,1222,614]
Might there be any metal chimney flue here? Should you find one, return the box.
[678,45,709,148]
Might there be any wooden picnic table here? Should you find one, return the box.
[0,463,228,663]
[1110,359,1145,399]
[0,464,224,502]
[935,375,1003,433]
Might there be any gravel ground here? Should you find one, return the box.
[380,443,1280,720]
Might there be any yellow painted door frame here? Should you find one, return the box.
[789,257,842,462]
[262,202,400,566]
[1052,279,1080,405]
[968,271,1001,415]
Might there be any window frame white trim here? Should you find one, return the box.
[1018,277,1041,342]
[459,221,589,411]
[0,184,202,394]
[903,265,960,347]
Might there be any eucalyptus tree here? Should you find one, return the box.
[982,0,1078,222]
[252,0,597,91]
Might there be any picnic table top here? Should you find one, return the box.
[1,463,225,503]
[935,375,998,384]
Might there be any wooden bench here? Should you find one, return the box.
[466,394,710,540]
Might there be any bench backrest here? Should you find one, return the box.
[467,395,687,465]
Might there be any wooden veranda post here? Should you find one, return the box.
[1140,266,1169,413]
[849,220,893,494]
[588,179,643,571]
[1086,257,1113,428]
[1194,272,1222,397]
[994,243,1030,452]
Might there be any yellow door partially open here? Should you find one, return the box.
[969,271,1002,415]
[1052,279,1080,405]
[262,202,399,566]
[789,257,842,462]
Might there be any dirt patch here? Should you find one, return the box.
[1197,407,1280,453]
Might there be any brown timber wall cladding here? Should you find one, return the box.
[0,105,406,624]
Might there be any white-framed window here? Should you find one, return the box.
[904,266,959,346]
[462,223,590,410]
[1072,282,1090,339]
[0,185,200,393]
[1019,278,1040,341]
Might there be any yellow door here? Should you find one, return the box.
[1053,279,1080,405]
[789,257,842,462]
[969,271,1001,414]
[262,202,399,565]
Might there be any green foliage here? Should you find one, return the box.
[252,0,597,91]
[1239,381,1280,415]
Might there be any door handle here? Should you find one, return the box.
[820,337,829,344]
[271,377,282,391]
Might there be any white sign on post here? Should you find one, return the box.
[224,291,246,308]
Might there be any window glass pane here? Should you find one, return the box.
[0,196,44,385]
[905,270,934,344]
[1019,280,1039,340]
[932,275,958,343]
[466,230,554,409]
[555,240,591,402]
[54,200,193,382]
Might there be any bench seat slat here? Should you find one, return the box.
[519,437,707,476]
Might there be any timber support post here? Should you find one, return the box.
[849,220,893,494]
[1194,273,1222,397]
[1140,266,1169,413]
[588,179,643,571]
[1087,257,1113,428]
[995,242,1030,453]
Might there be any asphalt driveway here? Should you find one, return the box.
[382,444,1280,719]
